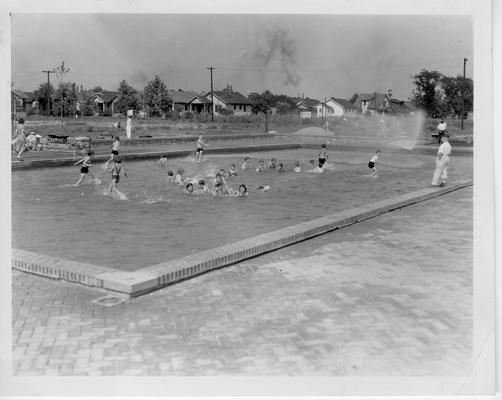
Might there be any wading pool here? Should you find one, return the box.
[12,148,472,271]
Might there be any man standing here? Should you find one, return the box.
[436,120,447,143]
[431,134,452,187]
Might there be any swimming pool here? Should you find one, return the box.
[12,148,472,271]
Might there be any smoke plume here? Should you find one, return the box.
[256,29,301,87]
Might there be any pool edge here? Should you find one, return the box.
[12,181,473,296]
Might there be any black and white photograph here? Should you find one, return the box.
[0,0,497,398]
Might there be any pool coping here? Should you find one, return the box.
[12,180,473,297]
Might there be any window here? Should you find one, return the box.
[244,106,246,112]
[239,104,242,110]
[234,105,236,110]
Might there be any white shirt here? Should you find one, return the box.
[370,154,380,163]
[437,122,447,131]
[438,142,452,156]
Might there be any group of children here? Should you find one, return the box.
[72,132,386,199]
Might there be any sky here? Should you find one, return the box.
[11,14,473,100]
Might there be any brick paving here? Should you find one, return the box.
[12,187,472,376]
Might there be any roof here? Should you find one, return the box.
[93,91,118,103]
[168,90,201,104]
[12,90,30,100]
[329,98,359,110]
[295,97,320,110]
[378,98,414,114]
[210,90,252,105]
[353,92,385,109]
[188,95,212,104]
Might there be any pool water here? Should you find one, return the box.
[12,149,472,271]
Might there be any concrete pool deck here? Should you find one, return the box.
[11,186,472,377]
[12,180,472,296]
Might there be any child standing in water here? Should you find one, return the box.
[166,170,175,183]
[228,164,238,177]
[73,150,96,186]
[241,157,251,170]
[293,161,302,173]
[104,157,128,197]
[195,134,208,163]
[175,168,185,184]
[368,150,381,178]
[159,153,168,168]
[318,144,328,171]
[431,134,452,187]
[109,136,120,161]
[255,159,265,172]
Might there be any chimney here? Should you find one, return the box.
[388,89,392,98]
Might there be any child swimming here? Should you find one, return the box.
[268,158,277,169]
[185,183,194,194]
[228,164,238,177]
[212,173,231,195]
[293,161,301,173]
[104,156,128,197]
[306,159,317,172]
[229,184,248,197]
[159,153,168,168]
[255,159,265,172]
[73,150,96,186]
[196,180,209,194]
[277,162,284,172]
[175,168,185,184]
[241,157,251,170]
[368,150,381,178]
[166,170,175,183]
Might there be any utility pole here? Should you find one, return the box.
[461,57,468,130]
[206,67,214,122]
[42,69,55,116]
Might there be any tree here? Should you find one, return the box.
[440,75,473,118]
[53,82,78,117]
[349,92,358,103]
[91,86,104,93]
[410,69,444,117]
[78,89,98,116]
[142,76,171,117]
[248,90,274,114]
[33,82,55,113]
[116,80,140,114]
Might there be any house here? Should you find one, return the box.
[354,92,388,115]
[205,87,252,116]
[377,98,415,116]
[167,90,210,114]
[91,91,119,116]
[11,90,36,115]
[326,98,359,117]
[313,102,334,118]
[295,97,319,119]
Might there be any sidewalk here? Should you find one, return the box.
[12,187,472,376]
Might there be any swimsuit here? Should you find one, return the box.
[112,150,119,155]
[81,166,89,174]
[368,162,375,169]
[318,158,326,167]
[112,174,120,183]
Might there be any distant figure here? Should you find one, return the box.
[437,120,447,143]
[126,110,133,139]
[255,159,265,172]
[108,136,120,162]
[431,134,452,187]
[73,151,96,186]
[13,118,27,160]
[159,153,168,168]
[113,121,121,130]
[318,143,328,170]
[104,157,128,197]
[268,158,277,169]
[324,120,329,133]
[367,150,381,178]
[228,164,237,177]
[293,161,301,173]
[241,157,251,170]
[166,170,175,183]
[195,134,208,162]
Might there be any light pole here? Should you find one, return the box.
[461,57,468,130]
